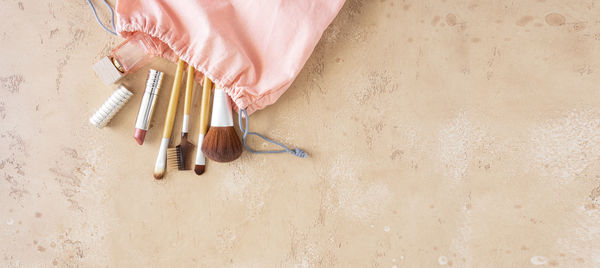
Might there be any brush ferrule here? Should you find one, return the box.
[154,137,170,173]
[194,134,206,165]
[182,114,190,133]
[210,89,234,127]
[135,69,164,130]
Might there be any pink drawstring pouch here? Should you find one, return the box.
[107,0,345,157]
[115,0,344,115]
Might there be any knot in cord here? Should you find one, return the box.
[291,148,308,158]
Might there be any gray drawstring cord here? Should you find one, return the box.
[86,0,117,36]
[238,109,307,158]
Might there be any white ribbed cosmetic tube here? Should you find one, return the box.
[89,85,133,128]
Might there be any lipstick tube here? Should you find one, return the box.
[134,69,164,145]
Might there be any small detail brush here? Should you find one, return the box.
[201,87,243,162]
[153,59,185,179]
[194,76,213,175]
[170,64,195,170]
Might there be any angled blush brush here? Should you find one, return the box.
[201,87,243,163]
[153,59,185,179]
[194,76,213,175]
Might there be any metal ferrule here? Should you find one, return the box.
[135,69,164,130]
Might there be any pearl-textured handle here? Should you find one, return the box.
[89,85,133,128]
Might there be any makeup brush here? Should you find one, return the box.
[201,87,243,162]
[193,76,213,175]
[169,64,195,170]
[153,59,185,179]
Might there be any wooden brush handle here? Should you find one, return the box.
[162,59,185,139]
[182,64,195,134]
[199,76,212,134]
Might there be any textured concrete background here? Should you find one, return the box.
[1,0,600,267]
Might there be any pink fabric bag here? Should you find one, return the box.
[115,0,345,115]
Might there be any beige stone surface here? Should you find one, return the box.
[2,0,600,267]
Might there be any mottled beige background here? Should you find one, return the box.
[2,0,600,267]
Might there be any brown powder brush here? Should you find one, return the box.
[201,87,243,162]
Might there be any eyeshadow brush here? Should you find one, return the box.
[153,59,184,179]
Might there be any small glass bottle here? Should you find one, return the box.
[110,32,155,74]
[94,32,155,85]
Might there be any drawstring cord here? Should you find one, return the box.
[86,0,117,36]
[238,109,307,158]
